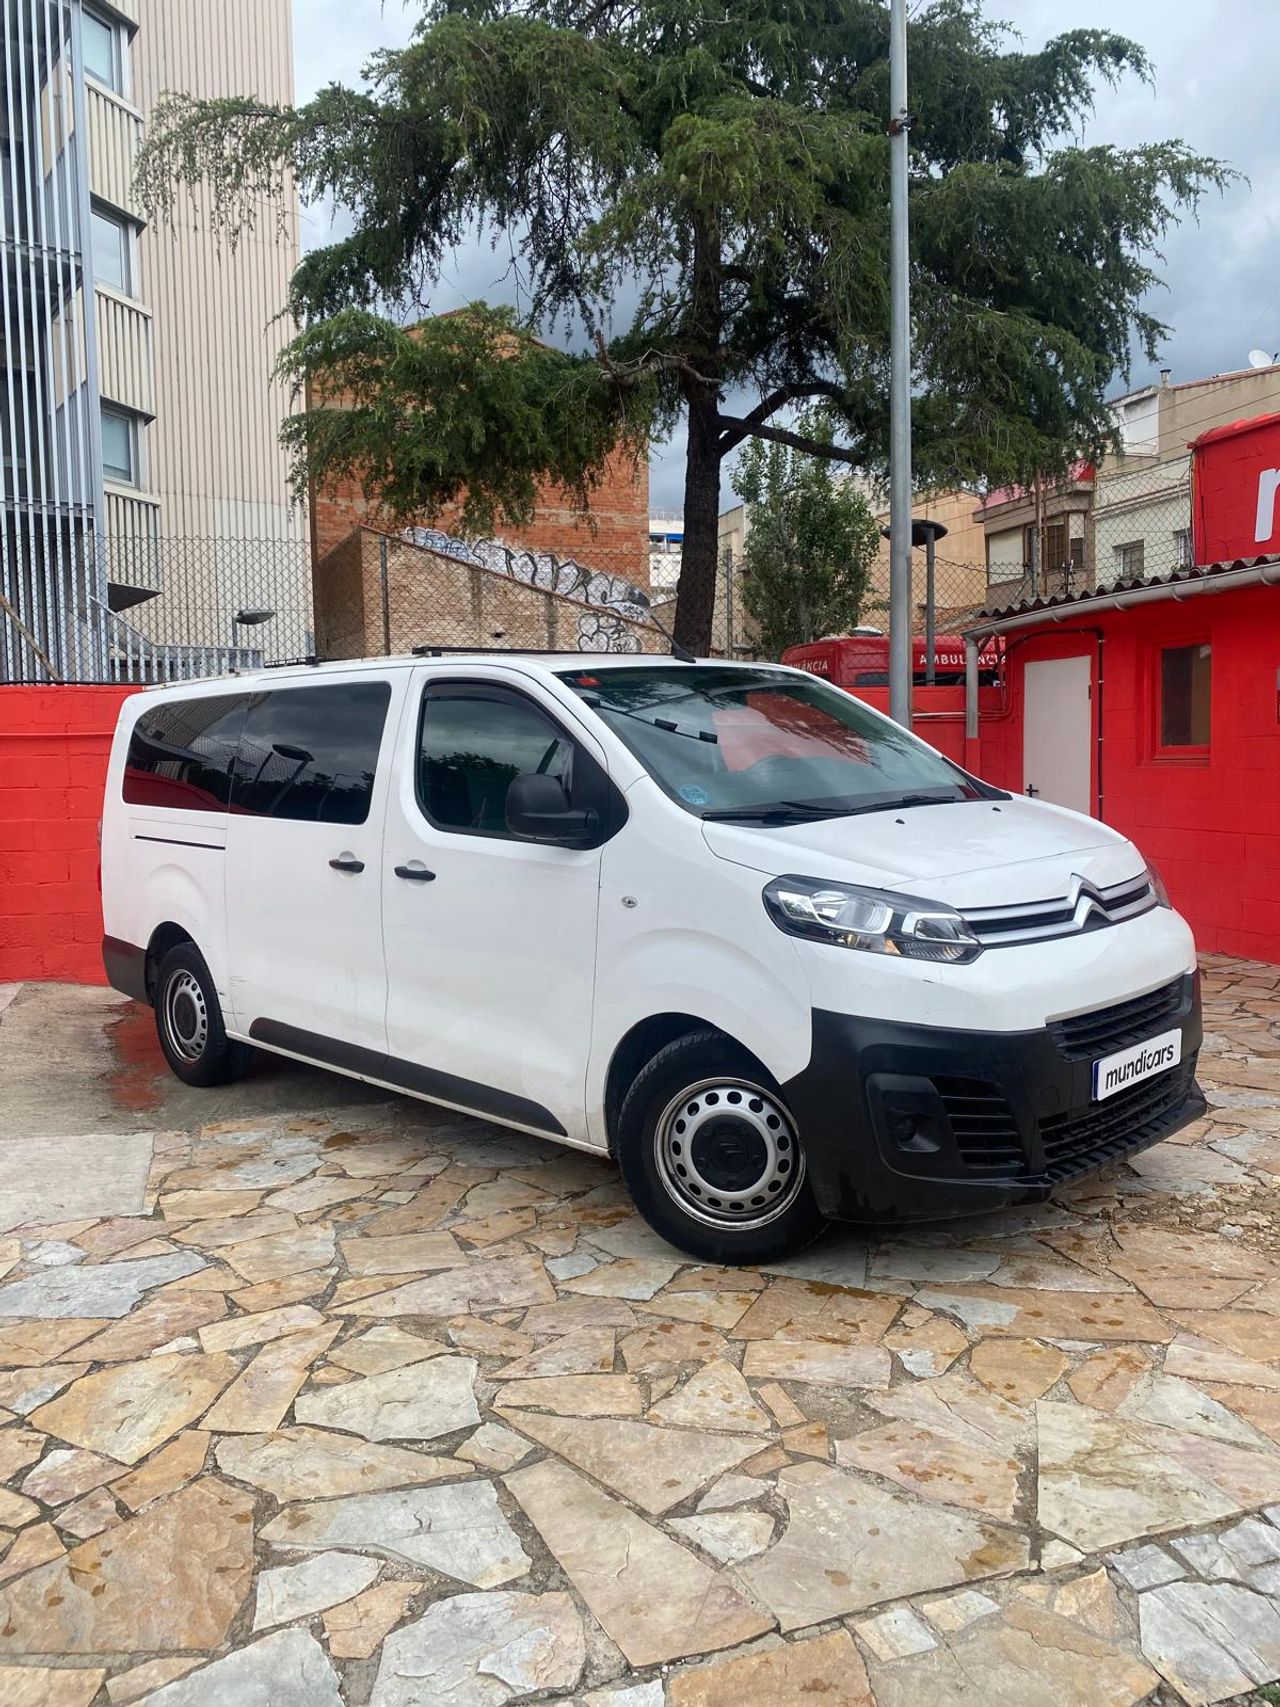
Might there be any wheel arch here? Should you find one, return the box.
[602,1012,771,1153]
[144,921,196,1004]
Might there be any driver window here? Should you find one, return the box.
[418,690,575,836]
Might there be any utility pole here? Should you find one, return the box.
[887,0,913,728]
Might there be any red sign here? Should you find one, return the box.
[1191,411,1280,564]
[781,633,1002,687]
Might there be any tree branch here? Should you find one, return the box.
[593,332,720,389]
[719,416,866,464]
[718,382,856,452]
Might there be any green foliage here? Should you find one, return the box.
[137,0,1234,646]
[277,304,652,536]
[733,419,880,657]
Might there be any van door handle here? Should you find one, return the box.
[329,855,365,874]
[394,862,436,882]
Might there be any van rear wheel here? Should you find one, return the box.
[153,943,252,1088]
[617,1031,826,1265]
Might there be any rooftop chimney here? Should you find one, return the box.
[1159,367,1172,387]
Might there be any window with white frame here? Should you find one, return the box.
[1114,539,1145,579]
[100,404,138,485]
[81,8,123,94]
[1173,528,1193,569]
[90,206,130,294]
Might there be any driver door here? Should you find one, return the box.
[380,671,610,1141]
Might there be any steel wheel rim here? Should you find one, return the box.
[163,970,208,1062]
[654,1076,804,1231]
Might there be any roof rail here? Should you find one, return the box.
[411,645,599,658]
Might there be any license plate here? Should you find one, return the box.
[1092,1029,1182,1101]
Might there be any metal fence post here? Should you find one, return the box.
[379,534,392,657]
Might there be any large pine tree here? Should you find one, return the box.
[139,0,1229,652]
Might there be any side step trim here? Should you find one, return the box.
[247,1017,568,1137]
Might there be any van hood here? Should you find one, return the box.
[702,796,1143,908]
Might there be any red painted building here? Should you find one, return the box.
[955,411,1280,962]
[963,569,1280,961]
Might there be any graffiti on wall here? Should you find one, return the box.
[404,527,654,653]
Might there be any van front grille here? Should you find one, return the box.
[961,873,1158,948]
[1049,977,1187,1061]
[933,1077,1024,1174]
[935,1056,1197,1182]
[1036,1056,1197,1181]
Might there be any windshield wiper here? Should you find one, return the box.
[699,803,848,824]
[868,791,966,812]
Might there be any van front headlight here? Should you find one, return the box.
[763,874,982,964]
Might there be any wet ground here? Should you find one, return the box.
[1,959,1280,1705]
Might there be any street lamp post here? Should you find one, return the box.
[231,607,275,672]
[887,0,913,728]
[879,516,948,687]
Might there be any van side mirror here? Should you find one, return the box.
[506,773,598,846]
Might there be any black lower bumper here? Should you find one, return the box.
[782,973,1204,1223]
[102,936,148,1003]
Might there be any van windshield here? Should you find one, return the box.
[558,664,992,821]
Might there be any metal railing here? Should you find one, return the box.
[89,598,264,684]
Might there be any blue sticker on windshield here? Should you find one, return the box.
[677,783,710,806]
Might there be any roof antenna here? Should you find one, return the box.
[644,604,697,663]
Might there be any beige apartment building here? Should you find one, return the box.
[0,0,303,682]
[1093,364,1280,584]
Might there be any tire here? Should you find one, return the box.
[617,1030,827,1265]
[153,942,252,1088]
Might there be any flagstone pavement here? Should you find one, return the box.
[2,957,1280,1704]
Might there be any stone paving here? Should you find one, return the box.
[1,957,1280,1703]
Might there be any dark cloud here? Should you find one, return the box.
[294,0,1276,510]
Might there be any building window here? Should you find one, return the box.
[1114,540,1145,579]
[1042,521,1068,571]
[90,206,130,294]
[100,404,137,485]
[1159,643,1211,750]
[1173,528,1193,569]
[81,9,123,93]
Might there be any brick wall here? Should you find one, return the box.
[314,529,667,660]
[0,686,135,984]
[310,451,651,590]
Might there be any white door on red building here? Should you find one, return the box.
[1023,655,1093,815]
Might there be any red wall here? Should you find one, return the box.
[854,685,1005,767]
[0,686,135,985]
[1192,411,1280,564]
[974,585,1280,963]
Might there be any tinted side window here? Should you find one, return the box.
[418,691,575,836]
[231,683,391,825]
[123,694,248,813]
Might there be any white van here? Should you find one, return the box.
[100,653,1204,1263]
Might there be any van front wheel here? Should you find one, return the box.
[154,943,252,1088]
[617,1031,826,1265]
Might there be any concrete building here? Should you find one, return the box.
[1094,365,1280,582]
[864,487,988,625]
[648,512,682,596]
[0,0,302,683]
[977,464,1096,611]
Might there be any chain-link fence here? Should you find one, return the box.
[0,466,1209,688]
[2,524,678,685]
[979,462,1196,617]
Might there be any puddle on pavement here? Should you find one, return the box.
[105,1000,168,1113]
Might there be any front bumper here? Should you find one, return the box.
[782,972,1204,1222]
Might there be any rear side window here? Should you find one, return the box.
[418,689,575,836]
[230,682,391,824]
[123,694,248,813]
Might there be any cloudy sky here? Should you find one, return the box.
[293,0,1280,509]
